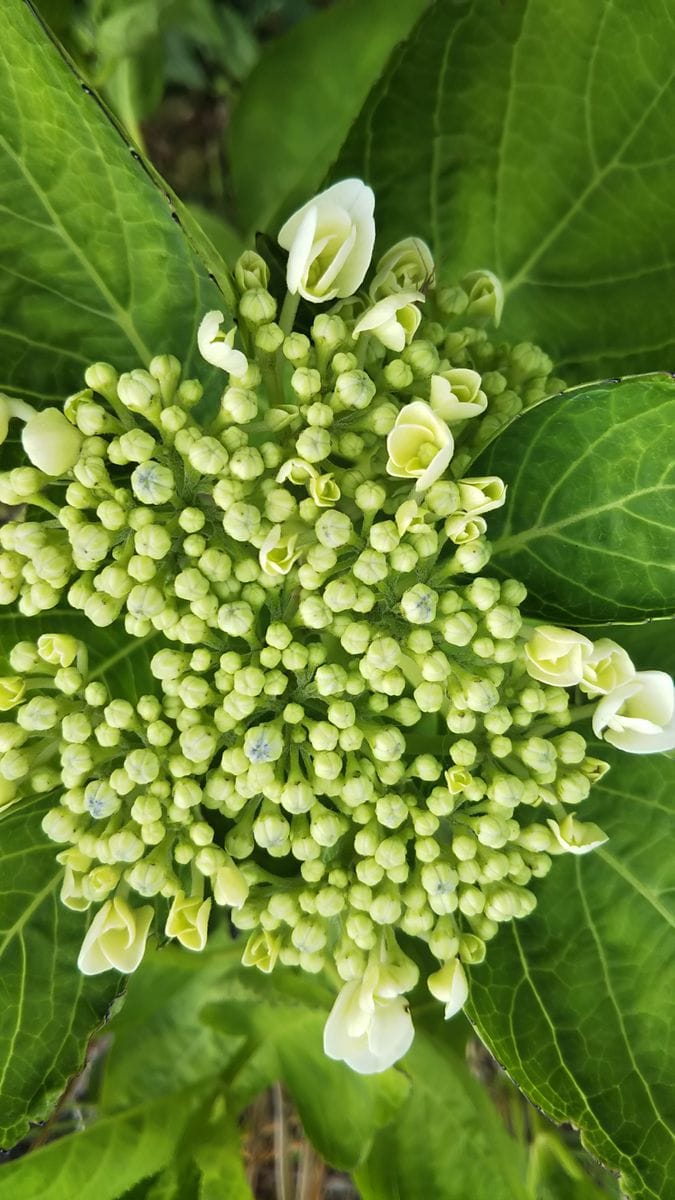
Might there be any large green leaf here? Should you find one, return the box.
[203,967,409,1172]
[0,613,161,1147]
[474,376,675,623]
[334,0,675,380]
[467,747,675,1200]
[0,0,226,406]
[228,0,428,238]
[0,795,120,1148]
[0,1089,201,1200]
[100,942,242,1109]
[355,1030,528,1200]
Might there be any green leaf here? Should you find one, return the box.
[187,205,245,272]
[229,0,428,238]
[0,0,226,406]
[0,795,120,1148]
[203,968,409,1171]
[192,1103,254,1200]
[101,942,243,1108]
[0,1089,201,1200]
[0,609,159,700]
[0,614,163,1147]
[355,1029,528,1200]
[473,375,675,623]
[334,0,675,380]
[468,747,675,1200]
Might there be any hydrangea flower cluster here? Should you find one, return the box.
[1,180,673,1075]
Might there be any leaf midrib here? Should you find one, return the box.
[0,133,152,365]
[492,485,670,556]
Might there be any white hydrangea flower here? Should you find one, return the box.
[386,401,454,491]
[22,408,83,476]
[547,815,608,854]
[198,311,248,376]
[323,977,414,1074]
[353,290,424,352]
[370,237,434,300]
[277,179,375,302]
[258,526,301,576]
[592,670,675,754]
[457,476,506,515]
[429,369,487,422]
[524,625,593,687]
[77,896,153,974]
[580,638,635,697]
[165,890,212,951]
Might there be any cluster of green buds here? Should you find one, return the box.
[1,179,671,1075]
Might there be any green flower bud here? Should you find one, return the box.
[119,429,157,464]
[217,601,254,636]
[312,313,347,349]
[131,461,175,506]
[117,370,160,419]
[298,596,331,629]
[124,749,160,785]
[108,830,145,863]
[235,249,270,292]
[255,322,285,355]
[401,339,439,379]
[295,426,331,463]
[333,370,376,410]
[239,287,277,327]
[17,695,60,731]
[400,582,438,625]
[552,731,587,764]
[421,862,459,915]
[253,806,291,851]
[222,503,261,542]
[85,361,119,402]
[127,861,169,897]
[283,333,311,365]
[441,612,477,646]
[382,359,414,390]
[369,727,405,763]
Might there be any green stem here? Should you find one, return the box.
[279,290,300,335]
[528,700,597,738]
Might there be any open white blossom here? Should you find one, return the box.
[386,401,454,491]
[323,977,414,1074]
[430,369,488,422]
[580,638,635,698]
[353,290,424,352]
[198,311,248,376]
[547,815,608,855]
[259,525,300,576]
[525,625,593,687]
[165,890,212,951]
[457,476,506,516]
[77,896,153,974]
[278,179,375,302]
[592,670,675,754]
